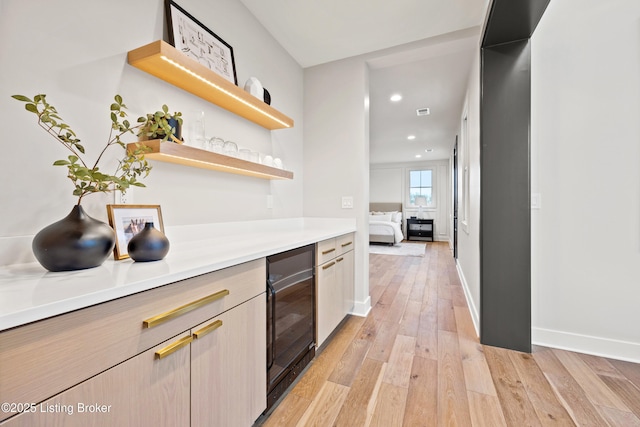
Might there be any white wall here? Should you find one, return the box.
[303,57,371,316]
[370,160,451,241]
[303,32,482,319]
[455,47,481,333]
[0,0,303,266]
[370,167,403,203]
[531,0,640,361]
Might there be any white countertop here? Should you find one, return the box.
[0,217,356,331]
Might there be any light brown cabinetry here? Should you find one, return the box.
[1,332,192,426]
[191,294,265,427]
[0,259,266,426]
[315,233,355,347]
[316,250,339,347]
[339,248,355,317]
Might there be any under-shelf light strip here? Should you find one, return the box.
[160,153,280,179]
[160,55,291,128]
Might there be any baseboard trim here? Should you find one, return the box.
[532,327,640,363]
[456,261,480,337]
[453,260,639,363]
[351,296,371,317]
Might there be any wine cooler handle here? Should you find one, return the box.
[267,281,277,370]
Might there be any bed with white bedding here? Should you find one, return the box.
[369,203,404,245]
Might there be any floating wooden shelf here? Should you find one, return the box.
[127,40,294,130]
[128,140,293,180]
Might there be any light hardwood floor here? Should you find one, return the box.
[260,242,640,427]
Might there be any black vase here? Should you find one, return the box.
[127,222,170,262]
[263,88,271,105]
[32,205,116,272]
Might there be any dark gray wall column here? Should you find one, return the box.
[478,0,549,353]
[480,40,531,352]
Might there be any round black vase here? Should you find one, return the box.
[32,205,116,272]
[127,222,170,262]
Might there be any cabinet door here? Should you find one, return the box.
[0,332,191,427]
[338,249,355,316]
[316,259,342,347]
[336,233,355,256]
[316,237,337,265]
[191,294,266,427]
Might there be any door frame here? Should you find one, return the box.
[452,137,458,259]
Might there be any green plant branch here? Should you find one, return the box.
[12,93,180,205]
[34,105,88,169]
[92,126,139,171]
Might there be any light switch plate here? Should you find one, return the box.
[341,196,353,209]
[531,193,541,209]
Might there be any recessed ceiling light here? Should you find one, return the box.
[390,94,402,102]
[415,154,422,158]
[416,107,430,116]
[425,148,433,152]
[407,135,416,140]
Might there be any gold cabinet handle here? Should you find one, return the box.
[336,257,344,263]
[322,248,336,255]
[322,261,336,270]
[193,320,223,339]
[143,289,230,328]
[341,241,353,247]
[155,335,193,359]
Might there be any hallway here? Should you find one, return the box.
[261,242,640,426]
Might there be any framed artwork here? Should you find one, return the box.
[165,0,238,85]
[106,205,165,260]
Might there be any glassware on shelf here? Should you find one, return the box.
[262,155,274,167]
[273,158,283,169]
[249,151,260,163]
[223,140,238,157]
[207,137,224,153]
[186,111,206,149]
[238,148,251,161]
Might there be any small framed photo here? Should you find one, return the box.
[165,0,238,85]
[106,205,165,260]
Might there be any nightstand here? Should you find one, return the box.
[406,218,434,242]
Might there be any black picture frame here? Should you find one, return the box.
[165,0,238,85]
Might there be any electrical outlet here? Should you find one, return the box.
[341,196,353,209]
[114,188,133,204]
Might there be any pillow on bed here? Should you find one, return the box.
[369,213,392,222]
[378,211,402,223]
